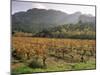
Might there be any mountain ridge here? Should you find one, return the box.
[12,8,95,33]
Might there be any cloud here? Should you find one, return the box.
[32,3,47,9]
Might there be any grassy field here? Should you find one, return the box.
[12,59,96,75]
[12,37,96,75]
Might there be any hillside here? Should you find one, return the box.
[12,8,95,33]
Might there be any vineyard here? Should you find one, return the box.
[12,36,96,74]
[11,1,96,74]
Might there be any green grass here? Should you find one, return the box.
[70,61,96,70]
[11,60,96,75]
[12,65,33,75]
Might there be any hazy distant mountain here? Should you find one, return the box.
[12,8,95,32]
[79,14,95,24]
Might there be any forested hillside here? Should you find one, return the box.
[12,8,95,34]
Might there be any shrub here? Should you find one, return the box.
[28,59,43,68]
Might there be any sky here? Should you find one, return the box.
[12,1,95,16]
